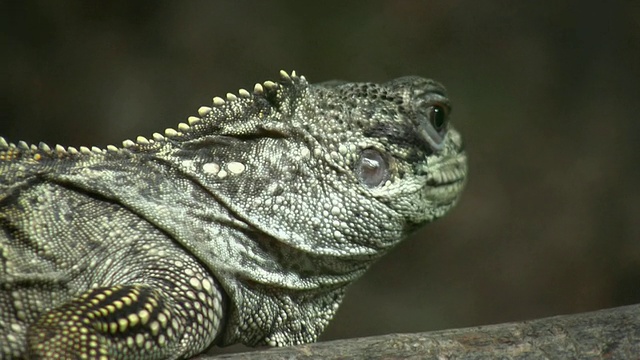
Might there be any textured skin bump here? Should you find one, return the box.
[0,71,467,359]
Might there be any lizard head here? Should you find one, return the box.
[310,76,466,234]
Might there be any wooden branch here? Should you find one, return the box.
[196,304,640,359]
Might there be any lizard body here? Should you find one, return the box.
[0,70,466,359]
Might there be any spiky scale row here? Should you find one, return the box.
[2,138,117,159]
[1,70,302,161]
[279,69,300,82]
[0,137,90,159]
[161,70,297,141]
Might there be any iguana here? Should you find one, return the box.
[0,70,467,359]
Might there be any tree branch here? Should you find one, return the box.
[197,304,640,359]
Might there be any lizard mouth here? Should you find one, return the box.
[418,151,467,211]
[425,169,466,187]
[423,151,467,187]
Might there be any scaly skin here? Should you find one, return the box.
[0,70,467,359]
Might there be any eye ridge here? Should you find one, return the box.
[355,148,390,188]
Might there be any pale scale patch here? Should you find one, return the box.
[118,318,128,332]
[226,161,246,175]
[202,162,220,175]
[181,160,196,172]
[189,277,202,290]
[149,321,160,336]
[136,334,144,347]
[201,278,212,292]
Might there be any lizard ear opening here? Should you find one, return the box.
[356,148,389,187]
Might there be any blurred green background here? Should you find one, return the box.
[2,0,639,354]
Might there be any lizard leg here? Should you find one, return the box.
[26,280,225,359]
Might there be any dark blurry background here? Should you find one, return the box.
[2,0,639,354]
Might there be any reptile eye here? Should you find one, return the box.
[418,101,450,152]
[356,149,389,187]
[428,104,447,132]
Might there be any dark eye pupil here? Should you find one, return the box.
[356,149,389,187]
[429,105,447,131]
